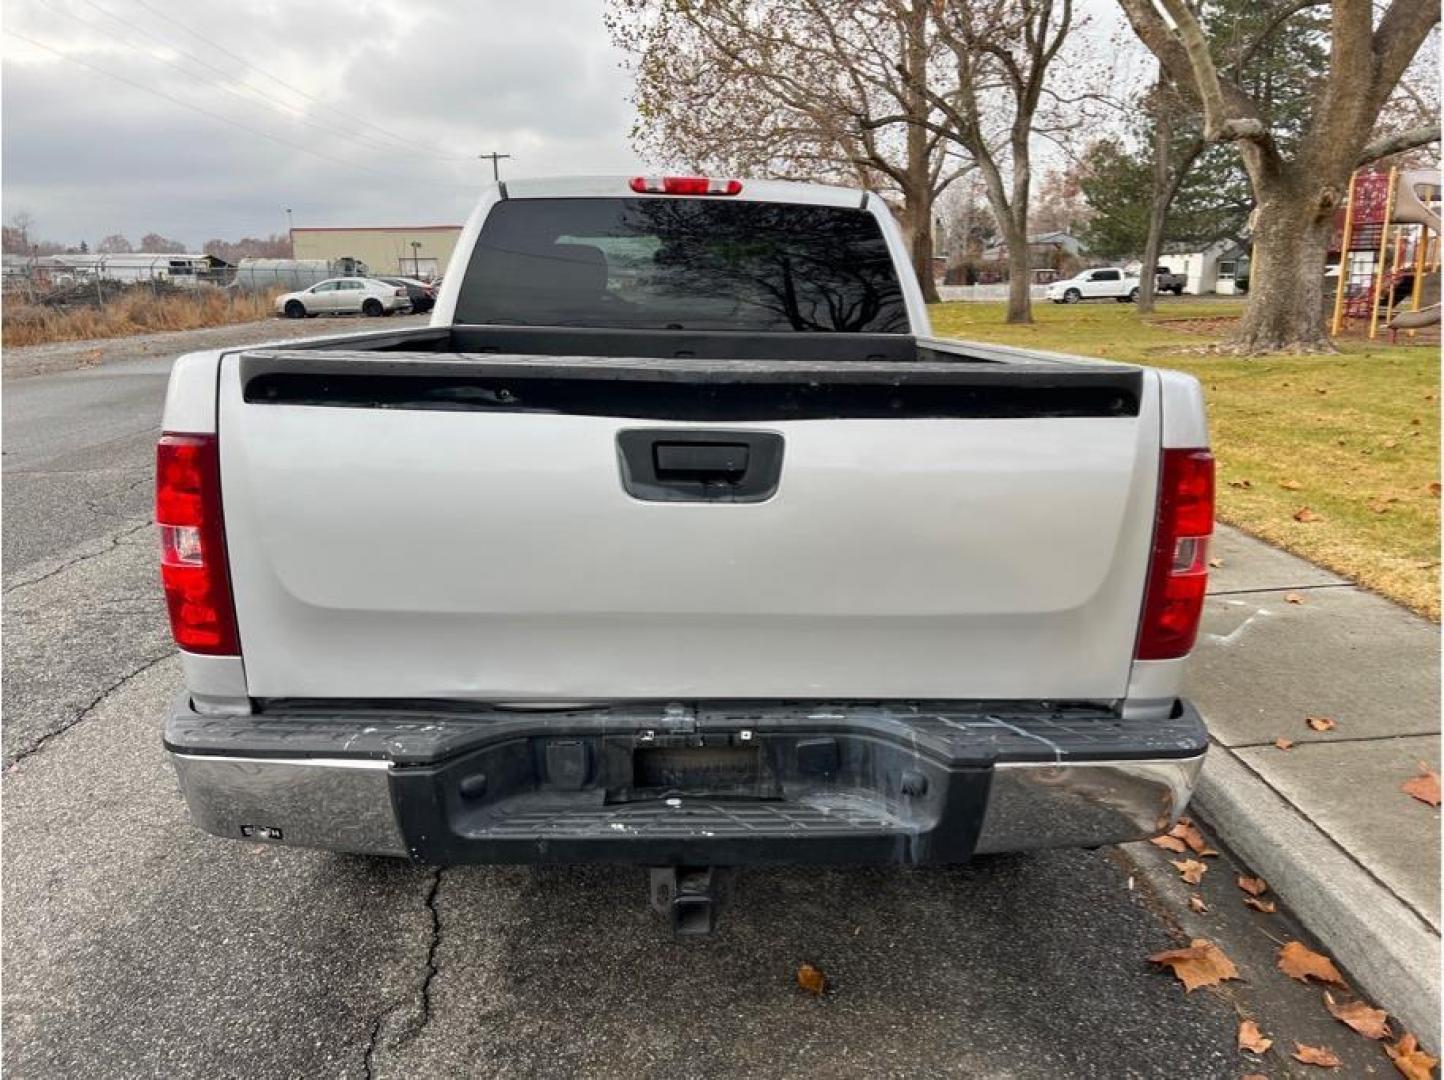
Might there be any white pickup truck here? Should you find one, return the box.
[1046,267,1142,304]
[158,175,1212,932]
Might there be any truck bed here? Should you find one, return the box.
[239,325,1144,422]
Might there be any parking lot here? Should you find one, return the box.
[0,322,1387,1078]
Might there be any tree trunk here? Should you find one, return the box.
[897,184,940,304]
[1005,135,1033,324]
[903,0,940,304]
[1003,217,1032,323]
[1232,180,1339,353]
[1138,205,1166,315]
[912,211,940,304]
[1138,83,1171,315]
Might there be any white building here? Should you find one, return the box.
[1157,239,1250,295]
[13,252,214,288]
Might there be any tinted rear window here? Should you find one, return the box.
[455,197,908,333]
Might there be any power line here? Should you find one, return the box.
[71,0,449,163]
[4,29,472,187]
[125,0,473,163]
[36,0,459,167]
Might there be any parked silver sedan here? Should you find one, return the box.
[275,277,412,318]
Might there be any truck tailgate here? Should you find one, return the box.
[218,351,1160,702]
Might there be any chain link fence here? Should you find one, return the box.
[0,254,294,347]
[0,253,363,310]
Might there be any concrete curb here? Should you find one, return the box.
[1193,744,1441,1047]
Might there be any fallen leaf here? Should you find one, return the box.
[1238,875,1269,897]
[1402,762,1441,808]
[1280,479,1304,490]
[1151,834,1189,853]
[1294,506,1324,523]
[1275,738,1295,751]
[1229,479,1254,489]
[1383,438,1399,449]
[1368,499,1393,514]
[1243,896,1277,914]
[1209,557,1224,568]
[1286,592,1306,604]
[1385,1033,1440,1080]
[1187,893,1208,913]
[1148,938,1239,992]
[1278,941,1347,986]
[1324,991,1391,1040]
[1292,1042,1343,1067]
[1429,482,1441,497]
[1171,858,1207,884]
[1412,417,1422,425]
[1306,716,1337,732]
[1170,819,1216,856]
[796,962,827,996]
[1238,1019,1273,1054]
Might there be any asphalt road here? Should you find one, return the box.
[1,320,1380,1079]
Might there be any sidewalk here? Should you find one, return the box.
[1188,526,1440,1045]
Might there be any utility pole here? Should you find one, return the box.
[478,152,511,182]
[285,208,294,256]
[410,240,423,278]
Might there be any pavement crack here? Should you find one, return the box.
[1207,582,1354,597]
[361,868,445,1078]
[416,867,443,1036]
[4,650,172,769]
[3,520,153,594]
[362,1004,400,1080]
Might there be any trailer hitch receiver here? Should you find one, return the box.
[649,866,731,936]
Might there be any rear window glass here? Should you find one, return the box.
[455,197,907,333]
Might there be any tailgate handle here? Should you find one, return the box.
[618,429,783,503]
[654,442,749,479]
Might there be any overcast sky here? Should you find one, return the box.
[1,0,647,248]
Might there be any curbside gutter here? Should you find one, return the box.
[1193,744,1441,1049]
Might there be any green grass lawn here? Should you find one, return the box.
[930,300,1441,619]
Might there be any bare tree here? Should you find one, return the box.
[96,234,134,254]
[5,210,35,253]
[139,233,187,254]
[908,0,1078,323]
[1137,78,1204,314]
[202,235,292,262]
[607,0,969,302]
[1119,0,1439,352]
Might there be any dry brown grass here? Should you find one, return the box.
[2,287,279,347]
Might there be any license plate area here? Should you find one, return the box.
[610,743,781,802]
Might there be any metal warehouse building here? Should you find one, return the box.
[289,225,462,280]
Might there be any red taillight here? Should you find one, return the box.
[1136,448,1215,660]
[156,433,239,655]
[629,176,743,196]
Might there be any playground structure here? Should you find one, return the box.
[1330,166,1441,341]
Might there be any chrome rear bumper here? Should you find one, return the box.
[167,697,1207,864]
[172,749,1204,861]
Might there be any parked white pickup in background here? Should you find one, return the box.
[1047,267,1141,304]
